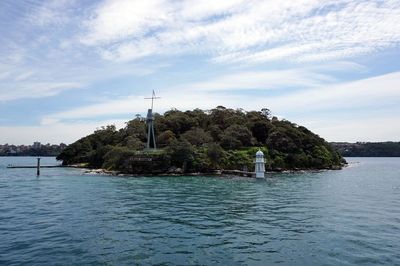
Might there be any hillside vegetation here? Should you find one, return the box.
[57,107,345,174]
[332,142,400,157]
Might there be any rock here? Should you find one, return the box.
[213,170,222,175]
[167,166,177,174]
[174,168,183,174]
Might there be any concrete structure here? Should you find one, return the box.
[146,108,156,149]
[36,157,41,176]
[255,150,265,178]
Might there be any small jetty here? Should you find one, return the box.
[221,169,254,177]
[7,165,62,169]
[7,158,61,176]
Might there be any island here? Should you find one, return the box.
[57,106,345,174]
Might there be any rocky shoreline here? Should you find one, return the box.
[75,164,345,178]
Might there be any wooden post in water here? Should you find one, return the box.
[37,157,41,176]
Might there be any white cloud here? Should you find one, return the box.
[0,71,11,80]
[308,61,367,72]
[266,71,400,113]
[40,118,60,125]
[40,71,400,142]
[0,119,127,145]
[82,0,174,45]
[14,71,35,81]
[25,0,75,27]
[40,67,336,120]
[302,116,400,142]
[181,69,335,91]
[80,0,400,63]
[42,92,226,121]
[212,44,320,64]
[179,0,246,20]
[1,0,399,144]
[44,70,400,121]
[0,81,82,101]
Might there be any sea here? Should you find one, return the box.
[0,157,399,265]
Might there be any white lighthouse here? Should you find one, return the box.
[255,150,265,178]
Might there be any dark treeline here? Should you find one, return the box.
[0,144,66,157]
[57,106,345,174]
[332,142,400,157]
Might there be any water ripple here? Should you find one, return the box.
[1,157,400,265]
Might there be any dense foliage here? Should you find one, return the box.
[332,142,400,157]
[57,107,345,173]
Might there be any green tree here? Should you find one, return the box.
[125,136,145,150]
[57,106,345,172]
[181,128,212,146]
[206,143,226,169]
[221,124,254,149]
[167,140,196,171]
[125,119,146,141]
[157,130,177,147]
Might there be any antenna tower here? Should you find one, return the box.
[144,90,161,149]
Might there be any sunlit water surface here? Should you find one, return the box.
[0,157,399,265]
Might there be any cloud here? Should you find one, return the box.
[179,0,247,20]
[42,70,399,121]
[0,71,11,80]
[14,71,34,81]
[82,0,174,45]
[1,0,399,144]
[302,116,400,142]
[183,69,335,91]
[80,0,400,63]
[0,119,127,145]
[0,81,82,101]
[24,0,75,27]
[40,67,336,120]
[266,71,400,113]
[7,69,400,143]
[39,71,400,143]
[42,92,226,121]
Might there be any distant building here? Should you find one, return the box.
[33,142,41,149]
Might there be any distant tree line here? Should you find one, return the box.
[331,142,400,157]
[57,106,345,174]
[0,143,66,156]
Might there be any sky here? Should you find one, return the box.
[0,0,399,145]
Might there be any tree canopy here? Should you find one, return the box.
[57,107,345,174]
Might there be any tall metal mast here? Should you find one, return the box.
[144,90,161,149]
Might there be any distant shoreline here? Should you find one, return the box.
[330,142,400,157]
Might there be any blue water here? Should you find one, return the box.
[0,157,399,265]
